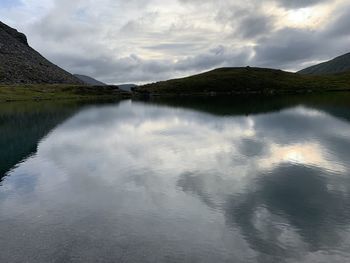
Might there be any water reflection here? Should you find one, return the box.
[1,96,350,262]
[0,101,86,180]
[228,165,350,259]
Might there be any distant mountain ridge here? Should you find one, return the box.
[299,53,350,75]
[136,67,350,96]
[74,74,107,86]
[0,21,81,84]
[117,84,137,92]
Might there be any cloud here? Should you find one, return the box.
[251,2,350,70]
[0,0,349,83]
[252,28,323,69]
[215,4,276,40]
[324,4,350,38]
[274,0,328,9]
[47,45,251,83]
[3,101,350,262]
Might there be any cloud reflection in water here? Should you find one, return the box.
[1,100,350,262]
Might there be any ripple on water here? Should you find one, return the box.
[1,100,350,262]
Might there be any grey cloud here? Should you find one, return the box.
[4,0,349,83]
[324,5,350,38]
[34,16,96,42]
[50,45,251,84]
[252,28,322,69]
[215,3,275,40]
[179,0,328,9]
[237,15,274,39]
[143,43,201,52]
[252,1,350,70]
[274,0,328,9]
[173,46,251,72]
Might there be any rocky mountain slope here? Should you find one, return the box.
[0,22,81,84]
[299,52,350,75]
[74,74,107,86]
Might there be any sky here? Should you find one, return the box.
[1,0,350,84]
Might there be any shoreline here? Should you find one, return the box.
[2,83,350,103]
[0,84,131,102]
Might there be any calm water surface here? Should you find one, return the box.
[1,95,350,262]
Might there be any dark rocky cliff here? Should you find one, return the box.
[0,22,82,84]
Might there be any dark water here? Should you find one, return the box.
[1,95,350,263]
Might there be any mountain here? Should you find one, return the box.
[74,74,107,86]
[136,67,350,96]
[298,53,350,75]
[0,21,81,84]
[117,84,137,92]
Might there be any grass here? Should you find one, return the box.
[136,67,350,96]
[0,84,130,102]
[3,67,350,100]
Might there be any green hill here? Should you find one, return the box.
[135,67,350,96]
[299,53,350,75]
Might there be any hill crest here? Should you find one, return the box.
[136,66,350,96]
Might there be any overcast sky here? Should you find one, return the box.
[1,0,350,84]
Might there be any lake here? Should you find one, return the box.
[1,94,350,263]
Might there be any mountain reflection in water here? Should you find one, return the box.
[1,94,350,263]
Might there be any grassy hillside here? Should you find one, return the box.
[136,67,350,96]
[299,53,350,75]
[0,84,130,102]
